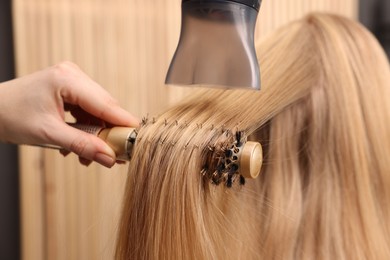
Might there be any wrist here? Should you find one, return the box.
[0,80,20,143]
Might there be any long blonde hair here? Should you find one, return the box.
[116,13,390,259]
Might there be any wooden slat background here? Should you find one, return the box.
[13,0,357,259]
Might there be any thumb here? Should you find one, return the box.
[55,123,116,168]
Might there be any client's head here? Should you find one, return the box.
[116,13,390,260]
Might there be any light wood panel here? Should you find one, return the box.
[13,0,357,259]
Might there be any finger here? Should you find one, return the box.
[52,123,116,168]
[59,68,140,127]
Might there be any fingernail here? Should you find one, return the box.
[94,153,115,168]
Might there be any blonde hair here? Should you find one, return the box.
[116,13,390,259]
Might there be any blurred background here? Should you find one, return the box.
[0,0,388,259]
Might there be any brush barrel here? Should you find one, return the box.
[69,123,136,161]
[240,141,262,179]
[98,127,137,161]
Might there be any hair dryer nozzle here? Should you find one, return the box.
[166,0,262,90]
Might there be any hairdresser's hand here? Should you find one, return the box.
[0,61,139,168]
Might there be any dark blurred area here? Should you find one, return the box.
[0,0,20,260]
[360,0,390,58]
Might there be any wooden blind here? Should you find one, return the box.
[13,0,357,259]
